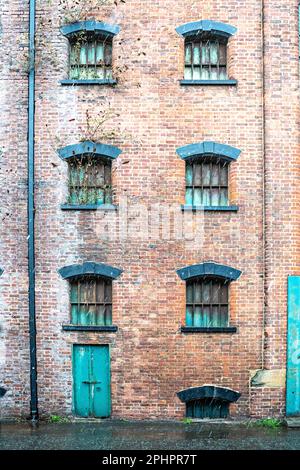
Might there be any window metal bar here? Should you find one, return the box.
[69,34,112,80]
[68,157,112,205]
[187,279,229,327]
[70,277,113,326]
[184,37,227,80]
[186,156,229,207]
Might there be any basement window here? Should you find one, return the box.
[186,398,229,419]
[69,33,113,80]
[68,155,112,206]
[177,385,241,420]
[185,156,229,206]
[70,276,112,326]
[186,277,229,327]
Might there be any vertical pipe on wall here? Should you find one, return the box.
[28,0,38,421]
[260,0,267,371]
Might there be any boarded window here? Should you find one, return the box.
[186,399,229,419]
[186,277,229,327]
[70,276,112,326]
[185,157,229,206]
[68,155,112,205]
[69,33,112,80]
[184,35,227,80]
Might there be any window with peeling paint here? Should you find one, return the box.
[185,156,229,206]
[186,277,229,327]
[68,155,112,205]
[69,32,113,80]
[70,276,112,326]
[184,34,228,80]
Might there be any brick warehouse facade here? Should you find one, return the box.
[0,0,299,420]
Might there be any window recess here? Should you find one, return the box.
[69,33,113,80]
[184,35,227,81]
[176,20,237,85]
[70,276,113,327]
[185,156,229,207]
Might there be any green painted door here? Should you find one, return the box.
[73,345,111,418]
[287,277,300,416]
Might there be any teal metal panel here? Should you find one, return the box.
[73,345,90,417]
[175,20,237,39]
[58,141,122,161]
[73,345,111,418]
[176,141,241,162]
[59,261,122,280]
[177,262,242,281]
[287,276,300,416]
[92,345,111,418]
[60,21,120,38]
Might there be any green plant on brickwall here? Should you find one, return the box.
[57,0,126,24]
[255,418,283,429]
[248,418,283,429]
[48,415,71,423]
[67,30,140,85]
[47,99,130,205]
[70,106,123,204]
[182,418,193,425]
[55,0,145,86]
[7,1,145,86]
[47,99,125,150]
[79,106,121,143]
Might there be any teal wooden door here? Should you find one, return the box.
[73,345,111,418]
[287,277,300,416]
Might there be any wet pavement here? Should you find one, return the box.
[0,420,300,450]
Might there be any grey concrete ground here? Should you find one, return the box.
[0,420,300,450]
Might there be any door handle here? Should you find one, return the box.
[82,381,101,384]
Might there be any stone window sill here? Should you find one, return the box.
[61,204,118,211]
[181,326,237,334]
[180,79,237,86]
[62,325,118,332]
[181,205,239,212]
[60,79,117,86]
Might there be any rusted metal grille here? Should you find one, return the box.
[70,276,112,326]
[186,277,229,327]
[68,155,112,205]
[186,399,229,419]
[69,33,113,80]
[185,156,229,206]
[184,36,227,80]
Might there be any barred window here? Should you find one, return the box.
[70,276,112,326]
[185,157,229,206]
[186,399,229,419]
[184,35,227,80]
[68,155,112,206]
[69,33,112,80]
[186,277,229,327]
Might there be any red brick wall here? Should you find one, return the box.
[250,388,286,419]
[0,0,298,420]
[261,0,300,407]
